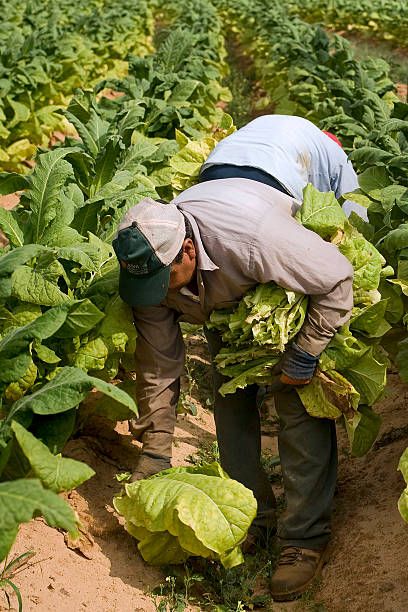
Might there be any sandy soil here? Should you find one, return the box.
[3,345,408,612]
[318,372,408,611]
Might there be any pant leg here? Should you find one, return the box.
[205,328,276,528]
[274,388,337,549]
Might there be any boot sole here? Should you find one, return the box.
[271,546,330,602]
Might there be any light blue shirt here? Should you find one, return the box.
[203,115,367,221]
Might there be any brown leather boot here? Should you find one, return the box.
[130,452,171,482]
[270,545,329,601]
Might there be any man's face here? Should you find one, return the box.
[168,238,197,291]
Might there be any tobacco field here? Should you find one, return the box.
[0,0,407,610]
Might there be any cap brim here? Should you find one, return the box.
[119,264,171,307]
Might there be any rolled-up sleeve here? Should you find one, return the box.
[251,208,354,356]
[131,304,185,456]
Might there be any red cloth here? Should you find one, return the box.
[322,130,343,148]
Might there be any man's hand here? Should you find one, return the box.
[268,343,319,392]
[280,373,312,386]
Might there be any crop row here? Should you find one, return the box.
[286,0,408,46]
[0,0,234,561]
[0,0,154,173]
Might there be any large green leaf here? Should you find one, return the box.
[343,348,387,405]
[350,300,391,338]
[64,149,94,194]
[33,342,61,364]
[342,191,372,211]
[5,358,37,402]
[349,147,393,167]
[7,97,30,128]
[0,438,31,481]
[379,280,404,324]
[11,265,69,306]
[57,245,97,272]
[0,208,24,247]
[64,110,109,158]
[127,526,190,565]
[398,448,408,523]
[26,148,77,244]
[118,141,158,174]
[55,300,105,338]
[359,167,391,194]
[90,380,136,422]
[89,136,122,196]
[169,139,211,176]
[83,233,115,271]
[0,306,70,356]
[70,337,108,371]
[82,268,119,310]
[0,526,19,562]
[7,367,137,421]
[296,183,346,239]
[396,337,408,383]
[39,190,82,248]
[381,223,408,255]
[297,370,359,421]
[0,303,42,331]
[30,410,76,455]
[219,357,279,396]
[114,463,256,568]
[0,478,78,560]
[339,225,384,291]
[0,276,12,300]
[11,422,95,493]
[0,354,32,386]
[87,376,138,414]
[0,172,29,195]
[0,244,51,277]
[168,79,199,104]
[71,201,100,236]
[345,406,382,458]
[87,170,133,204]
[99,295,136,353]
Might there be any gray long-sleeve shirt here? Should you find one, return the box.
[132,179,354,456]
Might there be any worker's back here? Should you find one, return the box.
[202,114,358,202]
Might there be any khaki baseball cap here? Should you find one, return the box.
[112,198,185,307]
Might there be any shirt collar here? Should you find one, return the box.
[180,210,219,272]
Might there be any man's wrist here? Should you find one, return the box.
[281,342,319,381]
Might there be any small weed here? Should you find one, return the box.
[179,329,214,413]
[152,575,187,612]
[260,451,281,481]
[294,577,326,611]
[150,535,278,611]
[151,569,204,612]
[177,351,200,417]
[177,390,198,417]
[0,550,36,612]
[185,552,275,610]
[186,440,220,466]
